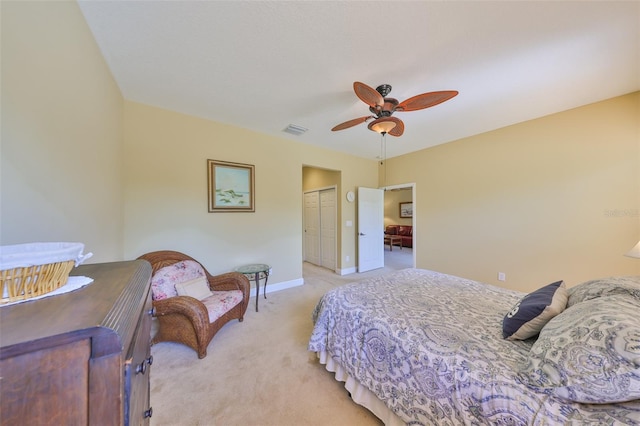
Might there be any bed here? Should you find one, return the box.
[308,269,640,425]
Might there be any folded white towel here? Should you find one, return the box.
[0,242,92,270]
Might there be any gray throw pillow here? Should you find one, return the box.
[502,280,567,340]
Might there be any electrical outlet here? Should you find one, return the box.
[346,255,350,262]
[498,272,506,281]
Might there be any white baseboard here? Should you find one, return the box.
[337,266,357,276]
[249,277,304,297]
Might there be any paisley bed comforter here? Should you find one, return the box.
[308,269,640,425]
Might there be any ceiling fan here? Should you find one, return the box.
[331,82,458,137]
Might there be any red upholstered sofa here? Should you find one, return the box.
[384,225,413,248]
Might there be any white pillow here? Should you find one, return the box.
[518,295,640,403]
[175,276,213,301]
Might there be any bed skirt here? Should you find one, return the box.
[315,351,405,425]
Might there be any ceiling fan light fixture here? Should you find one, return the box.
[370,121,396,134]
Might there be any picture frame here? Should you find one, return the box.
[207,159,255,212]
[399,202,413,218]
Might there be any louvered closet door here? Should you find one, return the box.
[319,189,336,270]
[303,191,320,265]
[304,188,336,270]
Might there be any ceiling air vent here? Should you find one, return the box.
[283,124,308,136]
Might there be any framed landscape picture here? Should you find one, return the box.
[207,159,255,212]
[399,201,413,218]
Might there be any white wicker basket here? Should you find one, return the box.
[0,242,92,304]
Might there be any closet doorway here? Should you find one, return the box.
[303,187,337,271]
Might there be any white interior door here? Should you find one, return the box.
[320,189,336,270]
[303,191,320,265]
[357,187,384,272]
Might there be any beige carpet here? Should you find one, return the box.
[149,249,412,425]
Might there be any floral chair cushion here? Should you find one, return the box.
[151,260,206,301]
[201,290,244,323]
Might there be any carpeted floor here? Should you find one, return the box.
[149,249,412,425]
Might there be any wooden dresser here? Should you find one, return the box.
[0,260,153,425]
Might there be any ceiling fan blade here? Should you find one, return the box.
[388,117,404,137]
[397,90,458,112]
[331,116,372,131]
[353,82,384,109]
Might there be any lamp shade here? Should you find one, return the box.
[370,121,396,134]
[625,241,640,259]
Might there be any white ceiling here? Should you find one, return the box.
[78,1,640,160]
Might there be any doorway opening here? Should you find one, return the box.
[303,187,337,272]
[302,166,340,274]
[382,183,415,269]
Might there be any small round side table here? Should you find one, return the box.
[234,263,270,312]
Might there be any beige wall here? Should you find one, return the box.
[302,167,340,192]
[123,102,377,285]
[1,1,124,262]
[2,1,637,293]
[385,93,640,291]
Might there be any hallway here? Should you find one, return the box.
[384,246,413,270]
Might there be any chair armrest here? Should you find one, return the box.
[153,296,210,328]
[207,272,250,298]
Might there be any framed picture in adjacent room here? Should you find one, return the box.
[207,159,255,212]
[399,202,413,218]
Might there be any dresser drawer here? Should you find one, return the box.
[0,338,92,424]
[124,287,153,425]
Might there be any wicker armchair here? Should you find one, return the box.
[137,250,250,359]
